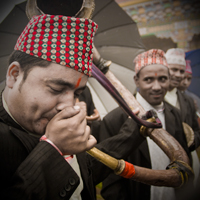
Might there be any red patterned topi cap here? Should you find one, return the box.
[133,49,168,75]
[185,60,192,74]
[14,14,98,76]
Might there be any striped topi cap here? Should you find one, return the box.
[133,49,168,75]
[14,14,98,76]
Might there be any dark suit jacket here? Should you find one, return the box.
[177,90,200,150]
[0,94,146,200]
[100,102,191,200]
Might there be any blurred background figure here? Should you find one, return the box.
[164,48,200,187]
[178,60,192,92]
[178,60,200,118]
[177,59,200,166]
[164,48,200,150]
[165,48,186,104]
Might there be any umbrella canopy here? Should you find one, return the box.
[93,0,145,70]
[185,49,200,98]
[90,0,146,116]
[0,1,28,83]
[0,0,146,118]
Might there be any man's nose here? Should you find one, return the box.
[182,79,187,85]
[56,92,75,111]
[152,81,161,90]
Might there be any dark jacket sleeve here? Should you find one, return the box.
[101,103,193,200]
[97,107,151,200]
[166,102,192,161]
[0,124,80,200]
[89,107,145,185]
[2,141,80,200]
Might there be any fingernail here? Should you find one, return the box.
[74,105,80,110]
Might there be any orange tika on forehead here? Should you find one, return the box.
[75,73,84,88]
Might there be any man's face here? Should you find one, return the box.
[178,72,192,91]
[168,64,185,90]
[134,64,169,105]
[7,62,88,135]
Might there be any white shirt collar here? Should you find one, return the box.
[164,88,180,109]
[136,92,165,129]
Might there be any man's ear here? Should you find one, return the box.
[6,62,21,88]
[134,75,139,88]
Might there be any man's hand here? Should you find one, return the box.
[45,102,97,155]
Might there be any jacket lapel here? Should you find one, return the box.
[177,90,187,122]
[139,139,151,165]
[164,102,176,137]
[10,126,39,153]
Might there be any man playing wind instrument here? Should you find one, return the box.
[0,13,144,200]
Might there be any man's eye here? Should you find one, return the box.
[144,78,152,82]
[50,87,62,93]
[161,78,167,82]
